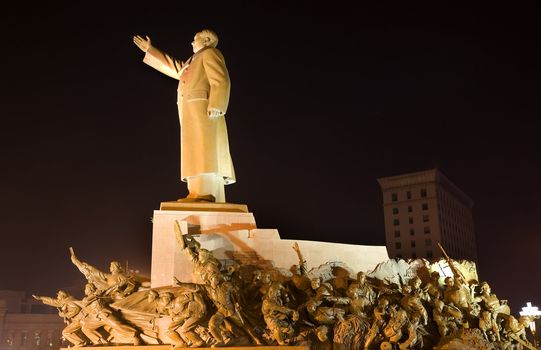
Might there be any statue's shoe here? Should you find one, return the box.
[177,194,216,203]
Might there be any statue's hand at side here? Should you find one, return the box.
[133,35,151,53]
[208,108,224,119]
[32,295,41,301]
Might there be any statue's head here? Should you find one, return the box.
[290,264,301,275]
[357,271,367,284]
[444,277,454,287]
[310,277,321,290]
[210,273,222,288]
[110,261,123,273]
[261,271,272,284]
[431,271,440,280]
[267,284,282,299]
[198,249,211,263]
[481,310,491,321]
[57,290,68,299]
[480,281,491,294]
[147,290,158,303]
[252,270,262,283]
[192,29,219,53]
[409,276,422,289]
[159,292,173,304]
[84,283,96,296]
[316,325,328,342]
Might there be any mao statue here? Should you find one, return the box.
[133,30,235,203]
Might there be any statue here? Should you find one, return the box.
[33,291,86,347]
[78,283,143,346]
[261,283,299,345]
[205,273,262,346]
[133,30,234,203]
[37,237,531,349]
[346,271,376,315]
[70,247,137,299]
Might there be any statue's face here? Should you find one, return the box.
[110,262,121,273]
[84,284,95,295]
[147,293,157,303]
[311,278,320,290]
[192,32,207,53]
[316,328,328,342]
[57,291,67,299]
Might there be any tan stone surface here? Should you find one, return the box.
[151,208,388,287]
[151,209,258,287]
[63,347,308,350]
[160,202,248,213]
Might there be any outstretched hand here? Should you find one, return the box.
[133,35,151,52]
[208,108,224,119]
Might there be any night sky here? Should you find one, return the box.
[1,1,540,314]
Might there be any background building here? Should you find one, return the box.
[378,169,477,261]
[0,291,65,350]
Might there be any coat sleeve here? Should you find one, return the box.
[202,48,231,113]
[143,45,183,80]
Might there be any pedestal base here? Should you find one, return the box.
[151,202,389,287]
[63,346,308,350]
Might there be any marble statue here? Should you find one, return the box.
[133,30,234,203]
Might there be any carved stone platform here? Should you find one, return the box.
[63,347,309,350]
[160,201,249,213]
[151,202,389,287]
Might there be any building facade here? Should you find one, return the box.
[0,291,65,350]
[377,169,477,261]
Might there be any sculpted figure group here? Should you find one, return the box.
[35,239,537,350]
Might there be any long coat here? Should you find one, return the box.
[143,45,235,184]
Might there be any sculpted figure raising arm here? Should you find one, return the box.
[133,30,235,203]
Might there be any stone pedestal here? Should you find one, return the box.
[151,202,389,288]
[64,346,308,350]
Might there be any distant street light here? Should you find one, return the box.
[520,302,541,347]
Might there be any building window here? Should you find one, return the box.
[393,219,400,226]
[425,238,432,246]
[409,228,415,236]
[392,207,399,215]
[408,217,413,224]
[21,332,28,347]
[423,214,429,222]
[408,206,413,213]
[391,193,398,202]
[426,251,433,258]
[34,332,41,347]
[423,226,430,234]
[411,240,416,248]
[394,230,400,238]
[5,331,14,346]
[406,191,411,199]
[395,242,402,249]
[422,203,428,210]
[421,188,427,197]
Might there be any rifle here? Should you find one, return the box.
[174,220,200,253]
[437,243,466,282]
[292,242,307,275]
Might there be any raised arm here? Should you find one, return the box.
[33,295,61,308]
[134,34,184,80]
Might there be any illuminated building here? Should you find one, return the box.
[0,291,65,350]
[377,169,477,261]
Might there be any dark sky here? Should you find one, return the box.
[1,1,540,313]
